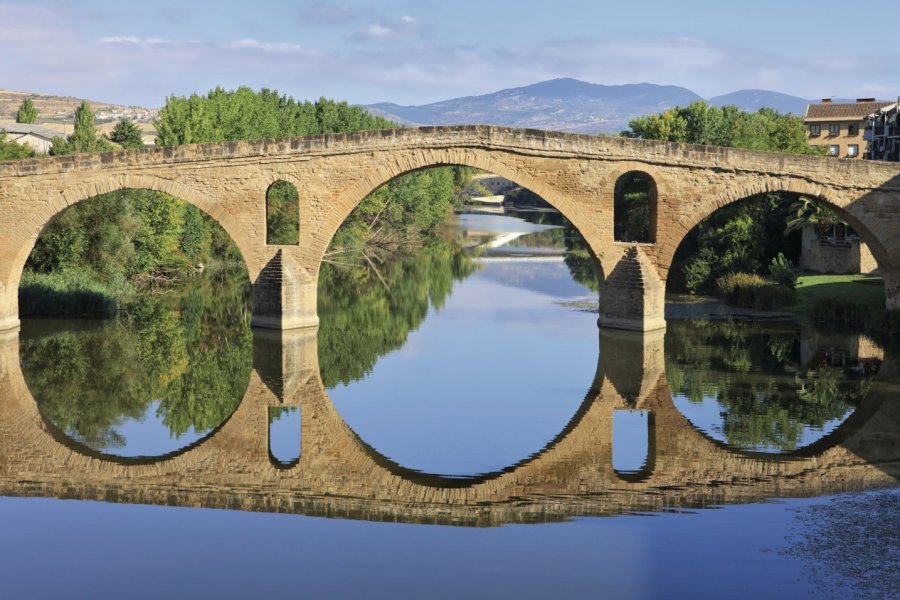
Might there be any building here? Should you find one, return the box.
[804,98,892,159]
[470,174,516,195]
[865,101,900,161]
[0,122,59,154]
[799,223,877,275]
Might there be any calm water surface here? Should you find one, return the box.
[3,209,898,599]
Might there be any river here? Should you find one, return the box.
[1,208,898,599]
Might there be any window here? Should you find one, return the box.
[828,123,840,136]
[848,144,859,157]
[829,145,840,156]
[809,124,821,136]
[847,124,858,136]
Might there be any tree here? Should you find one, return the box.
[15,98,37,124]
[49,100,114,155]
[784,196,844,236]
[0,131,37,160]
[109,117,144,149]
[623,101,822,155]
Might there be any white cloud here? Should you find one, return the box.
[348,14,431,42]
[227,39,318,56]
[98,36,183,47]
[1,1,898,109]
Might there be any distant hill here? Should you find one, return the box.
[368,78,704,134]
[708,90,810,115]
[367,79,832,134]
[0,89,157,124]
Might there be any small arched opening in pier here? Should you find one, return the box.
[612,409,655,482]
[269,406,301,467]
[614,171,657,244]
[266,179,300,245]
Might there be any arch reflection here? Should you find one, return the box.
[19,267,252,460]
[1,322,898,526]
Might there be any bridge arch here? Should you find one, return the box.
[4,173,253,327]
[309,148,606,278]
[657,177,894,279]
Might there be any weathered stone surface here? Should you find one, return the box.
[1,125,899,331]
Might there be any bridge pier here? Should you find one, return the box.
[252,328,320,404]
[599,328,666,406]
[597,247,666,332]
[250,250,319,330]
[0,282,18,332]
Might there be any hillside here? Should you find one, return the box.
[368,78,704,134]
[368,79,817,134]
[0,89,156,124]
[708,90,810,115]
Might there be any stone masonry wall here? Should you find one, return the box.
[1,126,899,331]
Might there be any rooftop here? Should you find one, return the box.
[805,100,893,122]
[0,122,61,139]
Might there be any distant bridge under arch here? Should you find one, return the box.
[1,125,899,332]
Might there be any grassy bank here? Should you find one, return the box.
[19,270,133,317]
[786,273,898,335]
[790,274,884,315]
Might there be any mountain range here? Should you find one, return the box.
[2,79,855,137]
[366,78,831,134]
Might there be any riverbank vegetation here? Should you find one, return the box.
[621,101,897,332]
[19,87,477,316]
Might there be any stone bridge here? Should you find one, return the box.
[1,328,898,526]
[2,126,900,332]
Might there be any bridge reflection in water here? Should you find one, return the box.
[0,327,898,527]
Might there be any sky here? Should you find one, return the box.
[2,0,899,108]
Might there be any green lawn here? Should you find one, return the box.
[787,273,884,317]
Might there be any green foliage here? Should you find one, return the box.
[15,98,37,124]
[49,101,114,155]
[317,239,476,387]
[19,269,127,317]
[665,320,871,452]
[26,189,229,293]
[784,195,845,235]
[715,272,795,309]
[0,130,37,160]
[624,101,823,155]
[21,267,252,451]
[154,87,395,146]
[670,194,801,293]
[109,117,144,149]
[266,180,300,244]
[179,204,207,261]
[810,297,900,336]
[768,252,797,289]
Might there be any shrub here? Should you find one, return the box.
[768,252,797,289]
[715,272,795,309]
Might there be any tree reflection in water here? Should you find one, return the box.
[20,267,252,455]
[317,239,476,388]
[665,320,878,452]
